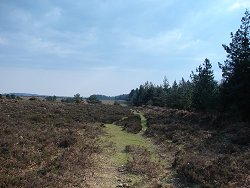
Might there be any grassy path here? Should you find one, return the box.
[87,112,171,187]
[104,124,154,166]
[132,110,147,132]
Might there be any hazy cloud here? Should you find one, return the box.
[0,0,248,96]
[44,7,62,22]
[122,29,203,54]
[0,37,8,45]
[228,0,250,11]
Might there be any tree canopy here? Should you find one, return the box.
[191,58,219,112]
[219,10,250,119]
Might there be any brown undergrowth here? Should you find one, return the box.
[116,114,142,134]
[0,99,131,187]
[139,106,249,188]
[125,145,162,178]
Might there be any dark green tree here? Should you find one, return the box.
[191,58,219,111]
[169,80,180,108]
[87,95,101,104]
[137,85,145,105]
[45,95,57,102]
[219,10,250,119]
[178,78,193,110]
[162,76,170,106]
[61,97,74,103]
[128,89,138,105]
[152,85,165,107]
[5,94,16,99]
[10,94,16,99]
[73,93,82,104]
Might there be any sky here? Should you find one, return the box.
[0,0,250,97]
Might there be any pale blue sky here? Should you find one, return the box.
[0,0,249,96]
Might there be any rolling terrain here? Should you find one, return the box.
[0,99,249,187]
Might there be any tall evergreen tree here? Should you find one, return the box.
[191,58,218,111]
[152,85,165,107]
[169,80,180,108]
[162,76,170,106]
[128,88,139,106]
[219,10,250,119]
[178,78,193,110]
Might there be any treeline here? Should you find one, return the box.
[128,58,218,111]
[128,10,250,120]
[92,94,128,101]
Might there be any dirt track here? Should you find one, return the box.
[86,113,174,188]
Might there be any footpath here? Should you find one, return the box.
[86,111,173,188]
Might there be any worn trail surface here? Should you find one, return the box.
[86,112,173,188]
[86,124,154,187]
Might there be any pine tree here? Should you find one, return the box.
[191,58,218,111]
[219,10,250,119]
[162,76,170,106]
[169,80,180,108]
[73,93,82,104]
[152,85,165,107]
[178,78,193,110]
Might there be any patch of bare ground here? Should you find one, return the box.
[84,140,118,188]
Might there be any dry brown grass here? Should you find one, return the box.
[0,99,131,187]
[116,114,142,134]
[125,145,161,178]
[141,106,250,188]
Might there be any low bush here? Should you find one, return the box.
[125,145,161,178]
[116,115,142,133]
[0,100,131,187]
[141,106,250,187]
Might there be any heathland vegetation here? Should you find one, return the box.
[0,10,249,188]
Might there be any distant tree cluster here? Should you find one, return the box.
[45,95,57,102]
[115,94,129,101]
[128,58,218,112]
[61,97,74,103]
[89,94,128,101]
[87,95,101,104]
[128,10,250,120]
[1,94,22,100]
[6,94,16,99]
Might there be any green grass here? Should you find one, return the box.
[140,113,147,132]
[103,124,153,165]
[100,113,169,186]
[131,110,147,132]
[102,123,157,186]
